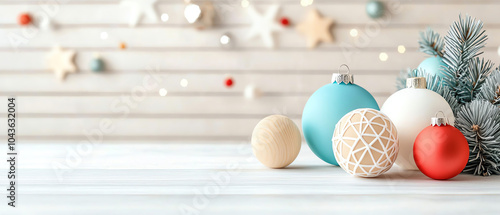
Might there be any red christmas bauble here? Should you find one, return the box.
[18,13,32,26]
[280,17,290,26]
[413,125,469,180]
[225,77,234,87]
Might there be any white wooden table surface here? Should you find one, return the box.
[1,142,499,214]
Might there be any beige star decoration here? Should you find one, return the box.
[47,46,77,80]
[296,9,334,48]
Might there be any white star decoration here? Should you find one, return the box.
[47,46,76,80]
[246,5,283,48]
[121,0,158,27]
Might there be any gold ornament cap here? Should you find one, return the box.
[406,77,427,89]
[332,64,354,84]
[431,111,449,126]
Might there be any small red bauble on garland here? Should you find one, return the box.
[280,17,290,27]
[224,76,234,87]
[18,13,32,26]
[413,112,469,180]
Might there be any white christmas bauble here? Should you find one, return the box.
[333,108,399,177]
[381,77,454,170]
[33,14,54,30]
[244,85,261,100]
[220,33,234,49]
[38,16,53,30]
[251,115,301,168]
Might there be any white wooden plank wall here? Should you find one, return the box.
[0,0,499,141]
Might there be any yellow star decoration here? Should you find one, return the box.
[47,46,77,81]
[296,9,334,48]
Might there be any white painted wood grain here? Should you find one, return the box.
[4,27,500,49]
[0,142,499,214]
[0,95,388,114]
[0,50,497,73]
[0,95,310,115]
[2,194,499,215]
[0,51,432,70]
[8,118,293,136]
[0,3,498,25]
[0,74,397,93]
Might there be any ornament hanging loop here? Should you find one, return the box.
[332,64,354,84]
[435,111,446,118]
[431,111,448,126]
[338,64,351,74]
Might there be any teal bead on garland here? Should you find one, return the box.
[302,65,379,165]
[418,56,446,78]
[366,0,385,19]
[90,58,105,72]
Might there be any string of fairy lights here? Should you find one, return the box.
[14,0,405,99]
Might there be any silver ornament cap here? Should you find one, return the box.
[431,111,449,126]
[406,77,427,89]
[332,64,354,84]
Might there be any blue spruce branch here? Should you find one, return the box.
[418,28,444,57]
[442,14,487,95]
[408,15,500,176]
[456,58,494,103]
[477,68,500,106]
[456,100,500,176]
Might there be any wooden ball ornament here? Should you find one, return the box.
[333,108,399,177]
[252,115,302,168]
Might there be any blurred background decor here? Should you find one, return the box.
[1,0,500,214]
[1,0,414,142]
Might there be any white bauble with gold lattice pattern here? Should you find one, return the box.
[332,108,399,177]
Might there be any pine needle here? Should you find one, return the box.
[457,58,494,103]
[477,68,500,106]
[442,14,487,92]
[456,100,500,176]
[418,28,444,57]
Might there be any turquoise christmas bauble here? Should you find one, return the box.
[302,70,379,165]
[90,58,105,72]
[366,0,385,19]
[418,56,446,78]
